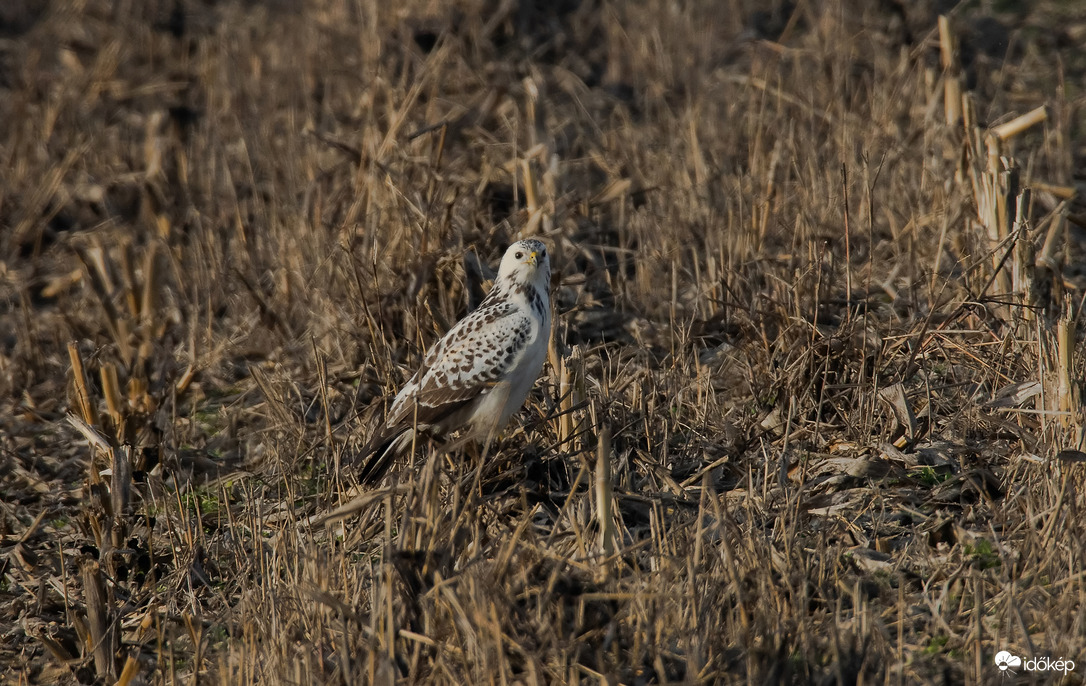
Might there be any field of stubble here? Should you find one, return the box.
[2,0,1086,683]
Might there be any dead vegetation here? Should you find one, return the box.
[2,0,1085,683]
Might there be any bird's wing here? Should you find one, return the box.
[383,300,532,431]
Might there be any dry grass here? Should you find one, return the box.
[2,0,1086,683]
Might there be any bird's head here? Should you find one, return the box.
[497,238,550,293]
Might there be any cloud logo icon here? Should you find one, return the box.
[995,651,1022,671]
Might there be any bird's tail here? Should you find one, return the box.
[355,428,414,485]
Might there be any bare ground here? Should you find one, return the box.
[2,0,1086,683]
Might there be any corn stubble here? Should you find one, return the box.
[1,1,1084,684]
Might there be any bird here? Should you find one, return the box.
[355,238,552,484]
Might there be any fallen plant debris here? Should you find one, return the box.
[1,1,1084,684]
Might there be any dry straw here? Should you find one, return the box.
[2,2,1084,684]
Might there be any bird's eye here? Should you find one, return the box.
[514,251,523,259]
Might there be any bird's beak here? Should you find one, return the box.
[526,251,538,266]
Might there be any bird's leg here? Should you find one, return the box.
[473,419,506,496]
[417,443,441,519]
[441,433,481,495]
[471,445,487,498]
[448,439,483,497]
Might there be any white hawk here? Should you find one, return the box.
[356,238,552,484]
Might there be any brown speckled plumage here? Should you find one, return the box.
[356,239,552,484]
